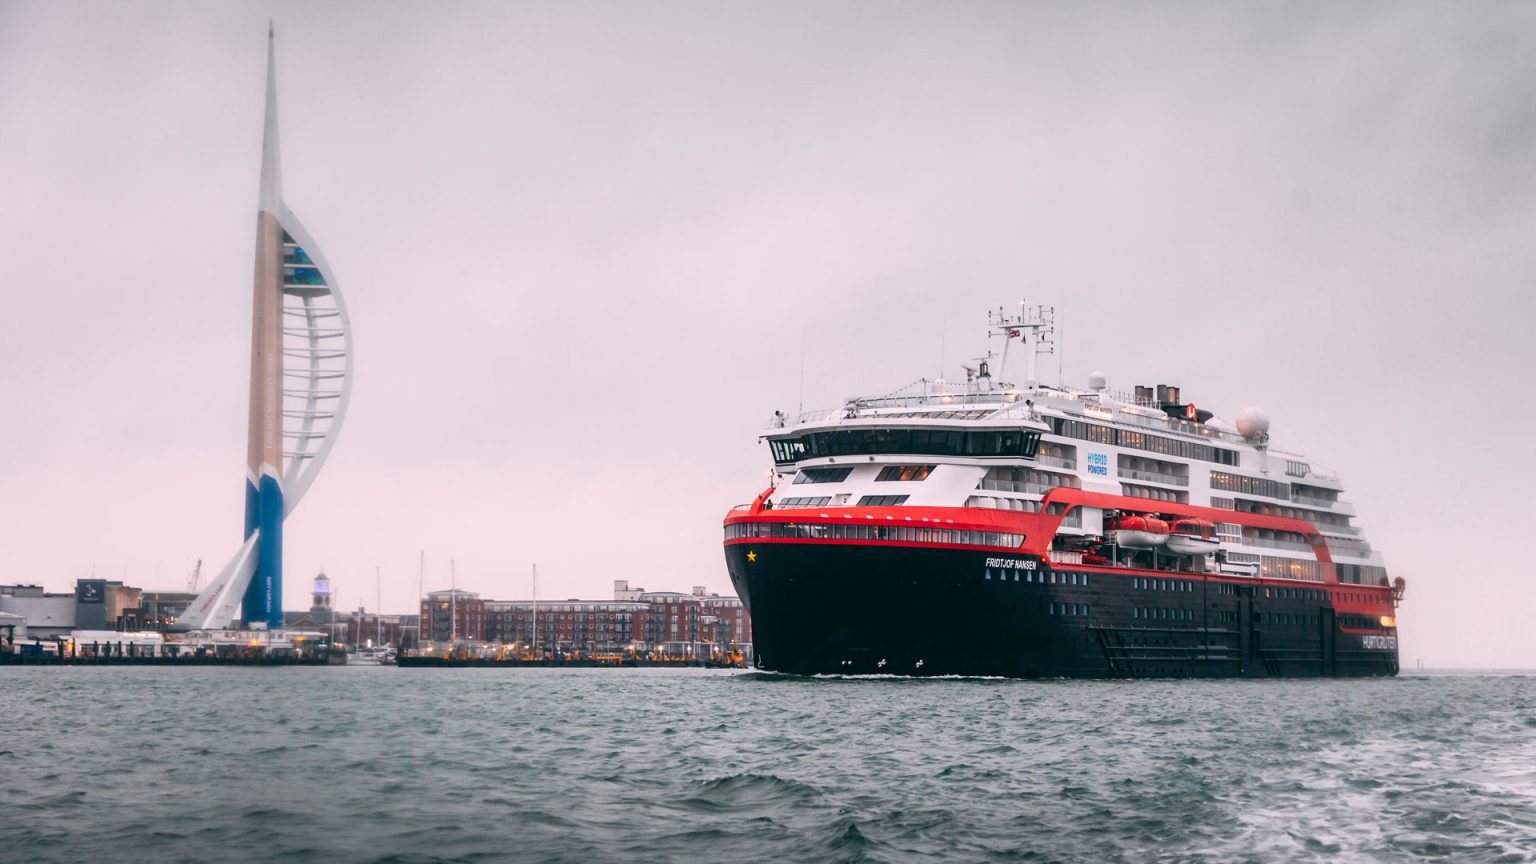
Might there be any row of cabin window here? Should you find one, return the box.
[769,427,1042,465]
[1191,584,1373,604]
[1336,590,1381,604]
[1337,563,1390,585]
[1291,482,1338,501]
[1221,495,1354,529]
[1209,471,1290,501]
[1049,417,1239,465]
[1132,577,1193,592]
[724,522,1026,547]
[1048,603,1089,616]
[1258,556,1323,581]
[1121,483,1187,503]
[1134,607,1194,621]
[985,570,1087,586]
[1265,586,1323,600]
[1266,613,1318,626]
[774,493,924,508]
[1340,613,1388,629]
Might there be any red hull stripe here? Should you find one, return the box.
[725,489,1353,584]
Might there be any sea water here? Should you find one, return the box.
[2,668,1533,863]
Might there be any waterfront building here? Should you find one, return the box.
[483,599,649,651]
[421,590,486,642]
[1,582,103,638]
[174,28,353,631]
[138,591,199,631]
[419,583,752,658]
[0,611,24,647]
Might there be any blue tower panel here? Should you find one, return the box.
[258,474,284,629]
[240,475,285,628]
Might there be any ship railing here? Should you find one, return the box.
[766,407,839,428]
[977,479,1064,496]
[1101,388,1156,406]
[965,496,1082,528]
[1118,468,1189,487]
[1036,454,1077,470]
[849,392,1014,411]
[1292,494,1338,509]
[1056,403,1251,445]
[1232,537,1313,553]
[1324,538,1374,556]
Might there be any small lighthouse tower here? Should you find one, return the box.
[311,572,333,614]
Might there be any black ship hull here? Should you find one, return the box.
[725,541,1398,679]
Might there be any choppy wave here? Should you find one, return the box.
[1,668,1533,862]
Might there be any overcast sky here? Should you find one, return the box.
[1,1,1532,667]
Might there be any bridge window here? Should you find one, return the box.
[793,466,853,485]
[857,495,910,507]
[876,464,935,482]
[776,496,831,508]
[767,427,1042,466]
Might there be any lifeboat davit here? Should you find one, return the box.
[1107,514,1170,548]
[1166,518,1220,556]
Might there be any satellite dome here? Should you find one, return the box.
[1236,406,1271,439]
[1087,371,1108,390]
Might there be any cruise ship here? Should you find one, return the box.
[723,305,1403,678]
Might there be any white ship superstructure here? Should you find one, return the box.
[759,305,1389,590]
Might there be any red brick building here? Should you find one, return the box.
[420,589,485,641]
[417,582,751,658]
[484,599,648,650]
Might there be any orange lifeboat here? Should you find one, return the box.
[1106,514,1170,548]
[1166,518,1220,556]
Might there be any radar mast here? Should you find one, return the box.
[989,301,1055,389]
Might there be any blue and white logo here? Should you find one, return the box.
[1087,452,1109,476]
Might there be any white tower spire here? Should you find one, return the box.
[259,23,282,217]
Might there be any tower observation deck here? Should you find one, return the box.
[174,28,354,631]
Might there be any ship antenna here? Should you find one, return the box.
[938,308,948,380]
[797,336,806,416]
[1057,310,1064,387]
